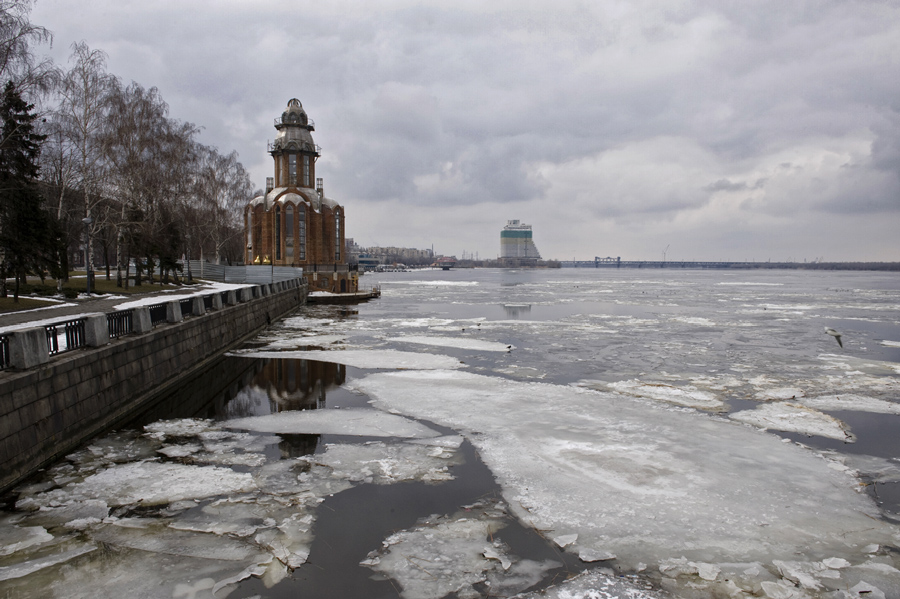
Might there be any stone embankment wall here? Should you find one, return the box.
[0,280,307,494]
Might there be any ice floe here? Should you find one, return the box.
[729,402,855,441]
[17,462,257,509]
[594,379,724,410]
[362,502,560,599]
[225,409,441,438]
[514,569,663,599]
[314,440,461,483]
[351,370,900,577]
[387,335,513,352]
[799,394,900,414]
[226,348,462,370]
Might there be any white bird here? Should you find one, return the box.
[825,327,843,348]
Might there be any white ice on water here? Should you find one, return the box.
[584,379,724,410]
[350,369,900,594]
[5,413,467,596]
[514,569,663,599]
[387,335,513,352]
[729,402,855,441]
[226,348,462,370]
[225,408,441,438]
[17,461,257,508]
[362,503,561,599]
[800,394,900,414]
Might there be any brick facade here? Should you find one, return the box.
[244,99,357,293]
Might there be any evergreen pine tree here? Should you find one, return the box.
[0,79,58,301]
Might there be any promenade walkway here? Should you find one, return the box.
[0,282,250,333]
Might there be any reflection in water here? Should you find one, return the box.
[225,358,347,458]
[502,303,531,318]
[260,358,346,412]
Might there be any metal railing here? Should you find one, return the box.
[179,298,193,318]
[2,278,305,370]
[148,303,168,326]
[46,319,86,356]
[107,310,133,339]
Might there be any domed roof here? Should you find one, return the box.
[281,98,308,125]
[271,98,318,154]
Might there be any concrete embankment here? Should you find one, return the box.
[0,280,307,495]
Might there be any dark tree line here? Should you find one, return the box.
[0,1,254,301]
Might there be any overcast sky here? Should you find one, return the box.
[30,0,900,262]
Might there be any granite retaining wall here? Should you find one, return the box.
[0,280,307,494]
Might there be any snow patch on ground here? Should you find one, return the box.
[226,349,462,370]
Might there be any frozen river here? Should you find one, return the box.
[2,268,900,598]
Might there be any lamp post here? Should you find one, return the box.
[82,217,93,295]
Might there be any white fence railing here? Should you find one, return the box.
[182,261,304,284]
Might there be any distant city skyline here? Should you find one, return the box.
[31,0,900,262]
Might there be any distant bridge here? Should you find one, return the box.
[558,258,888,270]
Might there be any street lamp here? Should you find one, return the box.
[82,217,93,295]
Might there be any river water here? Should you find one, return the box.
[2,268,899,599]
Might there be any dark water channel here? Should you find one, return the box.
[121,355,587,599]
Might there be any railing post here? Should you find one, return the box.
[191,297,206,316]
[84,315,110,347]
[133,307,153,333]
[8,327,50,370]
[166,301,183,323]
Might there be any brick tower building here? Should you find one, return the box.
[244,99,356,293]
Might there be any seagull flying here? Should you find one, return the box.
[825,327,843,348]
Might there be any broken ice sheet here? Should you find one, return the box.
[729,402,855,441]
[799,394,900,414]
[226,348,463,370]
[351,370,900,574]
[0,524,53,556]
[387,335,514,352]
[512,569,663,599]
[7,541,266,599]
[225,408,441,438]
[586,378,724,410]
[17,461,257,510]
[313,439,462,484]
[362,509,559,599]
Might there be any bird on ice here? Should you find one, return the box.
[825,327,843,348]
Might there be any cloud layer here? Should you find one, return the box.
[32,0,900,260]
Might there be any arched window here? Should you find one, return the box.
[298,206,306,260]
[334,210,341,261]
[303,155,310,187]
[253,206,263,264]
[285,205,294,262]
[246,209,252,261]
[275,205,282,260]
[289,155,297,185]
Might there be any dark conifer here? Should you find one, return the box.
[0,80,58,300]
